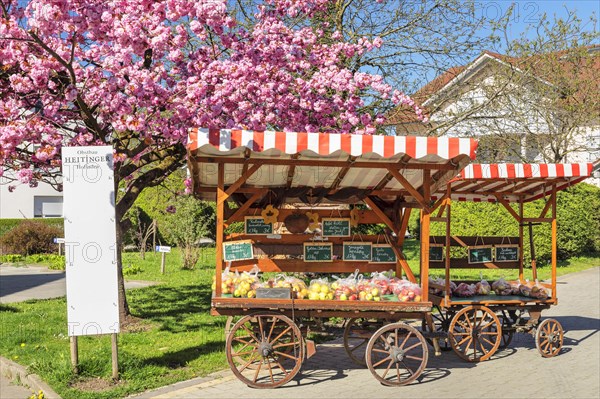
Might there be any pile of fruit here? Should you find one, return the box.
[211,270,428,302]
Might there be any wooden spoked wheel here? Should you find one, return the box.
[365,323,428,386]
[343,318,383,366]
[535,318,563,358]
[226,313,304,388]
[225,316,259,369]
[421,306,455,351]
[449,306,501,362]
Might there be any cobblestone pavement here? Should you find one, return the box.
[135,267,600,399]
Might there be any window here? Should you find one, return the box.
[33,196,63,218]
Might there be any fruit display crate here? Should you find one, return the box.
[210,295,432,319]
[430,293,557,307]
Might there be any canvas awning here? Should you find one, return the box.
[187,128,478,206]
[434,163,593,203]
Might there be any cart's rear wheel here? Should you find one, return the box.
[421,306,454,351]
[449,306,501,362]
[343,318,383,366]
[365,323,428,386]
[535,318,563,358]
[495,314,514,350]
[226,313,304,388]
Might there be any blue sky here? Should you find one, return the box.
[483,0,598,45]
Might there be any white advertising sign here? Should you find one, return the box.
[62,146,120,336]
[155,245,171,253]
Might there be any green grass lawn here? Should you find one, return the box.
[0,243,598,399]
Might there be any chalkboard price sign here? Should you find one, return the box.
[430,245,444,262]
[223,240,254,262]
[303,242,333,262]
[321,218,351,237]
[244,216,273,235]
[495,245,519,262]
[371,244,397,264]
[468,246,493,264]
[343,242,372,261]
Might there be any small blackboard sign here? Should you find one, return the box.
[371,244,397,264]
[468,246,493,264]
[495,245,519,262]
[244,216,273,235]
[321,218,351,237]
[430,245,444,262]
[303,242,333,262]
[223,240,254,262]
[343,242,372,261]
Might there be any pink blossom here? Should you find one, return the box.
[17,169,34,184]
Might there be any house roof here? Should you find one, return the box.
[387,46,600,126]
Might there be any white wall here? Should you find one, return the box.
[0,170,63,218]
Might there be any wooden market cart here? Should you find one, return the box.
[425,162,594,362]
[187,128,478,388]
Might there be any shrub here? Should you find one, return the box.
[0,218,63,238]
[162,196,216,269]
[0,221,62,256]
[0,254,24,263]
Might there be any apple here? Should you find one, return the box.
[373,296,381,301]
[359,291,367,300]
[365,293,373,301]
[349,294,358,301]
[340,294,348,301]
[371,288,380,297]
[318,292,327,300]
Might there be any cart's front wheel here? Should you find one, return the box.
[226,313,304,388]
[449,306,501,362]
[343,318,383,366]
[365,323,428,386]
[535,318,563,358]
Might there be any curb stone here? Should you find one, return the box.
[126,370,234,399]
[0,357,62,399]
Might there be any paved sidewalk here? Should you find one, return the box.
[0,265,156,303]
[0,374,34,399]
[134,267,600,399]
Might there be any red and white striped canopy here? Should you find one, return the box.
[434,163,594,203]
[187,128,478,203]
[188,128,477,159]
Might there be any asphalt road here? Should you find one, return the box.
[134,267,600,399]
[0,264,154,303]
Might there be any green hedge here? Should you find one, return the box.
[409,182,600,263]
[0,218,64,237]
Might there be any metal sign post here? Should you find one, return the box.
[156,245,171,274]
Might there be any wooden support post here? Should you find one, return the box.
[529,223,538,280]
[445,187,451,306]
[551,185,557,301]
[386,167,431,212]
[160,252,166,274]
[518,201,524,282]
[224,191,265,227]
[111,333,118,380]
[397,208,412,248]
[363,197,399,235]
[420,170,431,302]
[70,336,78,374]
[215,164,225,297]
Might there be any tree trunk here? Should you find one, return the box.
[115,220,130,323]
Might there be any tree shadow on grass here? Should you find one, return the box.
[0,303,20,312]
[127,283,225,333]
[141,341,224,369]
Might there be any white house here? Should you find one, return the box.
[0,169,63,219]
[386,47,600,185]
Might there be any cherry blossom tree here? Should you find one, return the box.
[0,0,423,320]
